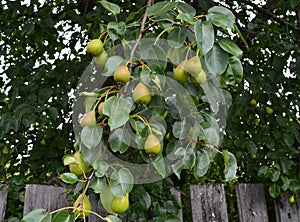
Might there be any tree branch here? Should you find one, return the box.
[240,0,300,31]
[129,0,153,73]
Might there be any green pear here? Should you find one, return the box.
[174,60,189,82]
[184,56,202,77]
[111,193,129,214]
[69,152,90,176]
[80,110,96,127]
[94,50,108,66]
[114,65,130,83]
[132,82,151,104]
[86,39,103,56]
[144,134,161,155]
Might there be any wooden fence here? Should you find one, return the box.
[1,183,300,222]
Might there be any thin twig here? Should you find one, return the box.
[129,0,153,74]
[240,0,300,31]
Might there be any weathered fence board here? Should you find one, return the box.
[171,188,183,221]
[23,184,68,216]
[190,184,228,222]
[236,183,269,222]
[0,184,8,222]
[274,194,300,222]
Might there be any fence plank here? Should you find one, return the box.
[23,184,68,216]
[0,184,8,221]
[274,194,300,222]
[190,184,228,222]
[236,183,269,222]
[171,188,183,221]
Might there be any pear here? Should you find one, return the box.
[86,39,103,56]
[174,60,189,82]
[94,50,108,66]
[144,134,161,155]
[69,152,90,176]
[192,69,206,84]
[97,102,105,115]
[80,110,96,127]
[184,56,202,77]
[114,65,130,83]
[132,82,151,104]
[111,193,129,214]
[73,194,92,217]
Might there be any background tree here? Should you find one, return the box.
[0,0,299,221]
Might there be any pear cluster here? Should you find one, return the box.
[174,56,207,84]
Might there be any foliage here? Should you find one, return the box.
[0,0,299,221]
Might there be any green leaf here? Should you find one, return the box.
[99,0,120,15]
[147,2,178,16]
[103,56,125,76]
[168,27,187,48]
[103,96,131,130]
[109,168,134,196]
[153,156,166,178]
[81,126,103,149]
[138,190,151,210]
[176,2,196,16]
[108,127,131,154]
[204,45,229,76]
[207,6,235,29]
[194,150,210,177]
[218,38,243,59]
[58,173,79,185]
[269,184,281,198]
[222,150,237,181]
[289,179,300,192]
[90,177,107,193]
[164,214,182,222]
[100,184,114,214]
[21,209,51,222]
[93,161,109,178]
[222,56,243,85]
[22,22,35,36]
[107,22,126,41]
[194,20,214,56]
[105,215,122,222]
[283,133,295,147]
[52,211,75,222]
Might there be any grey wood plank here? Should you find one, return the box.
[274,194,300,222]
[23,184,68,216]
[190,184,228,222]
[171,188,183,221]
[236,183,269,222]
[0,184,8,222]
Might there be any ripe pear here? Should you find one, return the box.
[114,65,130,83]
[132,82,151,104]
[174,61,189,82]
[73,194,92,217]
[69,152,90,176]
[111,193,129,214]
[80,110,96,127]
[94,50,108,66]
[86,39,103,56]
[144,134,161,155]
[192,69,207,84]
[184,56,202,77]
[98,102,105,115]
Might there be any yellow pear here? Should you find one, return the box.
[132,82,151,104]
[73,194,92,217]
[97,102,105,115]
[144,134,161,155]
[111,193,129,214]
[86,39,103,56]
[192,69,206,84]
